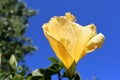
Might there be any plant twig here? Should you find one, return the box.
[58,71,62,80]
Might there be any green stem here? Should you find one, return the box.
[58,71,61,80]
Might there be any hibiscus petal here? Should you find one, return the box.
[72,24,97,62]
[43,28,74,69]
[42,13,79,59]
[85,33,105,53]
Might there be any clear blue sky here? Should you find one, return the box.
[24,0,120,80]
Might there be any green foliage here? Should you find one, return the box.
[26,57,81,80]
[0,0,36,71]
[0,55,81,80]
[27,57,64,80]
[73,72,81,80]
[49,57,59,63]
[0,55,32,80]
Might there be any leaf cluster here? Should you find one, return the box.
[27,57,81,80]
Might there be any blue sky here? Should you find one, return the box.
[24,0,120,80]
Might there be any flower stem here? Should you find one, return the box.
[58,71,61,80]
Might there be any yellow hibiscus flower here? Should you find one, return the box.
[42,12,105,70]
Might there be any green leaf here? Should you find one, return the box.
[48,63,60,72]
[59,62,64,69]
[74,72,81,80]
[0,71,9,78]
[48,57,59,63]
[32,69,43,77]
[26,59,64,80]
[9,55,17,71]
[13,74,24,80]
[31,69,51,80]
